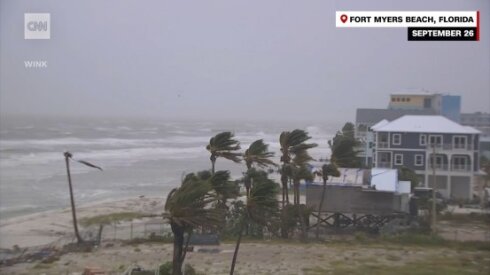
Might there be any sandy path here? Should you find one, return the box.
[2,241,488,275]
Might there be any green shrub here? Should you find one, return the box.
[158,261,172,275]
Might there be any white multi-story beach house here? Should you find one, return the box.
[371,115,480,200]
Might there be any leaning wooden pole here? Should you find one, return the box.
[64,152,83,244]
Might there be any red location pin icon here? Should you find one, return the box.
[340,14,348,23]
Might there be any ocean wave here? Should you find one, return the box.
[0,146,207,168]
[0,136,210,149]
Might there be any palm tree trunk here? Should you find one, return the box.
[281,174,288,207]
[171,223,185,275]
[211,158,216,175]
[298,206,307,241]
[181,230,193,263]
[293,179,300,205]
[65,155,83,244]
[230,218,245,275]
[316,179,327,239]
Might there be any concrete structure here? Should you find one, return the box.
[306,185,408,215]
[388,91,461,122]
[371,115,480,200]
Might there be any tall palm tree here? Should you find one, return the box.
[230,170,279,275]
[291,149,315,205]
[164,174,224,275]
[243,139,276,196]
[314,163,340,238]
[279,130,317,207]
[206,132,241,174]
[63,151,102,244]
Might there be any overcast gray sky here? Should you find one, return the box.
[1,0,489,123]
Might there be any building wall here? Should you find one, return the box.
[441,95,461,122]
[389,95,427,110]
[384,132,474,150]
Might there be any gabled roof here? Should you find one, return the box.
[371,119,389,129]
[371,115,480,134]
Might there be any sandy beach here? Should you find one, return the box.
[0,196,167,249]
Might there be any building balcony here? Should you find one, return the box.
[451,164,473,172]
[430,143,475,151]
[377,162,391,168]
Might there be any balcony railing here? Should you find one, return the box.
[377,162,391,168]
[429,143,474,151]
[428,164,449,171]
[451,164,473,171]
[427,164,473,172]
[378,142,389,148]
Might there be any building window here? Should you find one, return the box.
[452,156,468,171]
[406,98,411,102]
[453,136,467,149]
[419,134,427,146]
[429,135,443,146]
[429,154,445,169]
[392,134,401,145]
[394,154,403,165]
[415,154,424,166]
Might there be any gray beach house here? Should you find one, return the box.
[371,115,480,200]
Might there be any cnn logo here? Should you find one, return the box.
[24,13,50,39]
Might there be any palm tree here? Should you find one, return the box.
[243,139,276,196]
[63,151,102,244]
[164,174,224,275]
[279,130,317,207]
[206,132,241,174]
[314,163,340,238]
[329,123,361,168]
[230,170,279,275]
[291,149,315,205]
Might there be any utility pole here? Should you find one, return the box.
[64,151,83,244]
[431,144,437,234]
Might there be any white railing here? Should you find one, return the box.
[451,164,473,171]
[377,162,391,168]
[430,143,474,151]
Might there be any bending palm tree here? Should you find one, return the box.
[243,139,276,197]
[315,163,340,238]
[206,132,241,174]
[164,174,224,275]
[230,170,279,275]
[279,130,317,207]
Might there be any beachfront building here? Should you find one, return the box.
[371,115,480,200]
[355,90,462,167]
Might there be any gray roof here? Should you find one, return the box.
[355,108,436,124]
[372,115,480,134]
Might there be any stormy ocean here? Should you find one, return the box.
[0,116,339,219]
